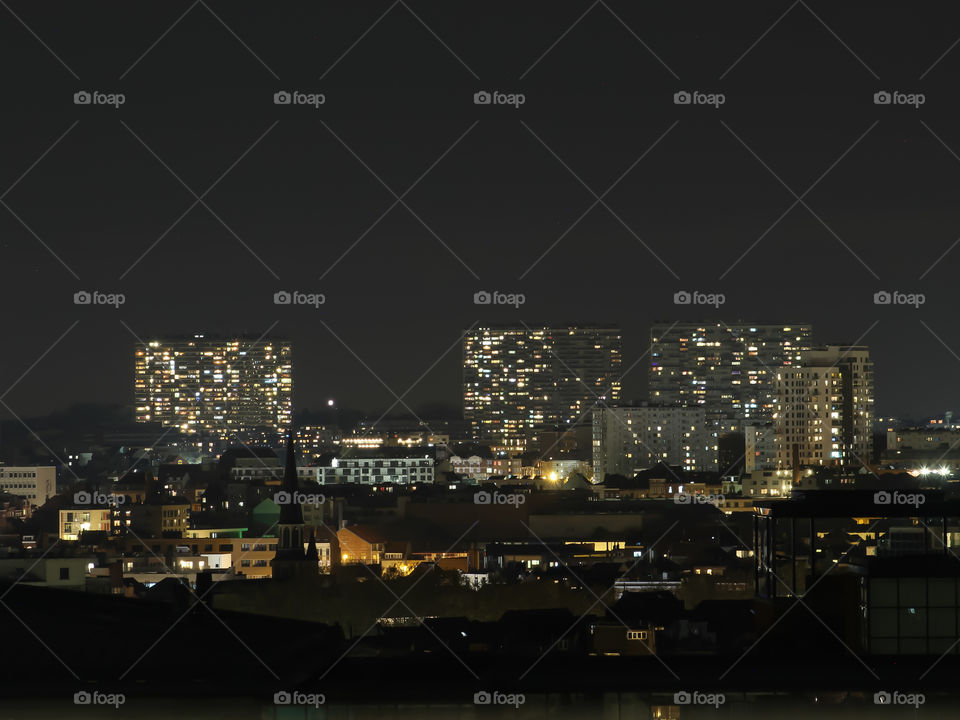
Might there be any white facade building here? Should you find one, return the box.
[314,456,434,485]
[0,465,57,505]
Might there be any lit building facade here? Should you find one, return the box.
[134,335,292,438]
[744,422,777,473]
[592,404,717,480]
[464,325,622,450]
[649,323,812,429]
[0,466,56,505]
[59,508,112,540]
[448,455,523,481]
[309,455,435,485]
[774,345,874,471]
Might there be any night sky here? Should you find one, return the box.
[1,1,959,421]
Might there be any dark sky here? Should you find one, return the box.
[1,1,959,421]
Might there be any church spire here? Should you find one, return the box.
[279,429,303,526]
[305,530,319,563]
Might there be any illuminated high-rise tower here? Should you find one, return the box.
[463,325,622,450]
[649,322,812,431]
[774,345,874,471]
[134,334,292,438]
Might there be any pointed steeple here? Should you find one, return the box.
[305,530,319,563]
[279,430,303,525]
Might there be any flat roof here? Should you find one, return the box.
[755,489,960,518]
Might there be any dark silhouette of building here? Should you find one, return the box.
[271,431,318,581]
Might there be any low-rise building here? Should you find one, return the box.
[449,454,522,481]
[130,497,192,536]
[315,454,434,485]
[337,524,385,564]
[0,465,56,505]
[59,508,112,540]
[0,556,91,589]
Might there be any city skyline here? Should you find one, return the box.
[5,3,960,714]
[0,317,948,428]
[3,3,960,426]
